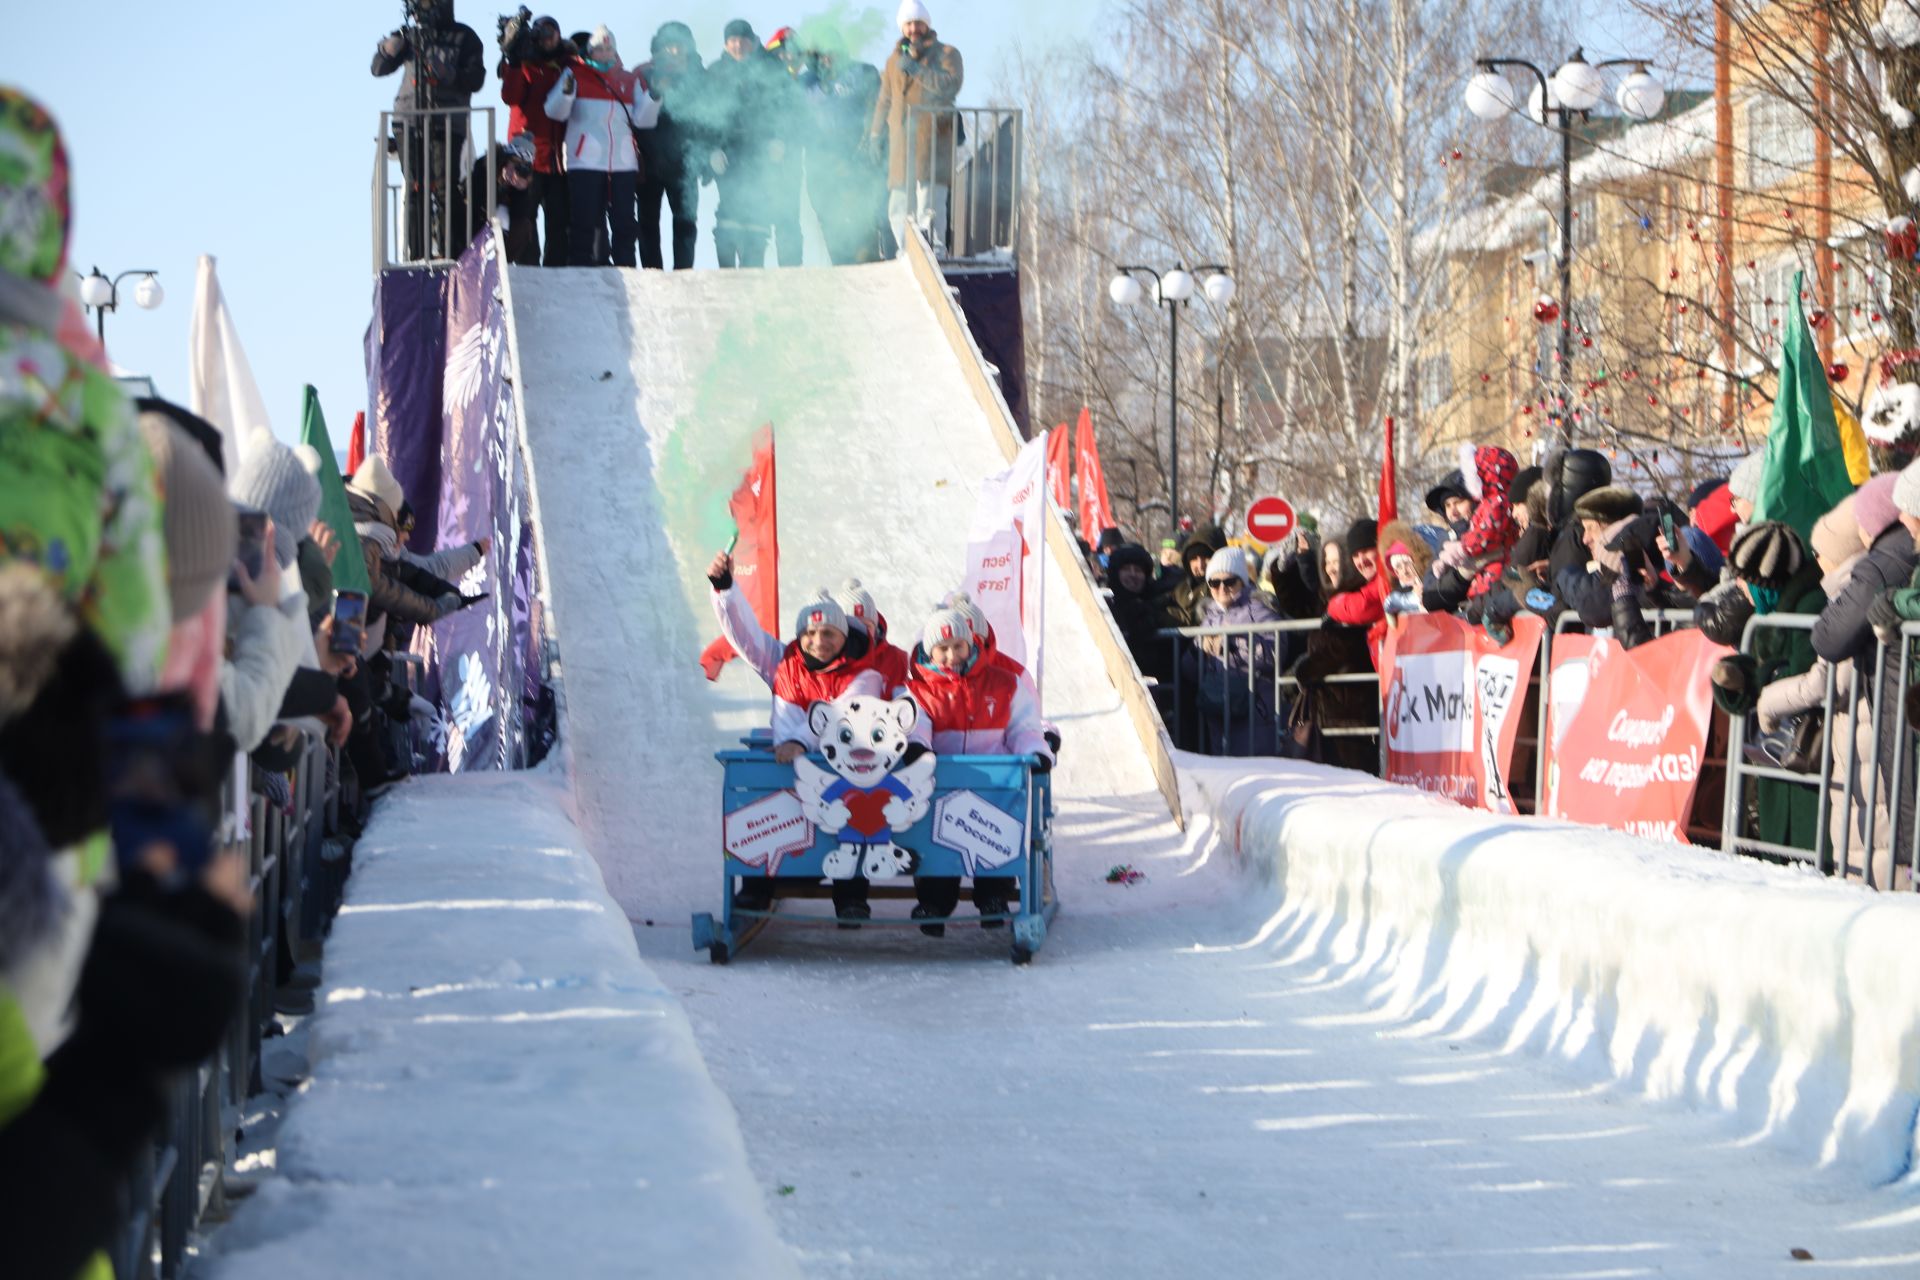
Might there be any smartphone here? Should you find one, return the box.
[230,506,267,591]
[105,695,219,884]
[331,589,367,653]
[1659,509,1677,551]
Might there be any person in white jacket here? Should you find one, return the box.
[545,24,660,266]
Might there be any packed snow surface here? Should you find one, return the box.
[199,772,799,1280]
[506,259,1156,920]
[649,757,1920,1277]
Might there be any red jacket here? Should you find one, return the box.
[499,57,568,173]
[1328,574,1390,670]
[906,650,1050,759]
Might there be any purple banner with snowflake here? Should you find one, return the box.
[410,228,536,772]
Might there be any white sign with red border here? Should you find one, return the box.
[724,790,816,875]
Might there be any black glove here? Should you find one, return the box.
[1606,512,1659,557]
[1868,592,1903,642]
[708,562,733,591]
[1043,728,1062,756]
[1030,753,1053,774]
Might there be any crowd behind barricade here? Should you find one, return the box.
[0,88,493,1275]
[375,0,965,266]
[702,552,1056,934]
[1084,437,1920,889]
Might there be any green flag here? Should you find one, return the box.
[1752,273,1856,539]
[299,386,371,595]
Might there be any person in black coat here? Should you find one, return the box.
[809,55,892,264]
[706,21,794,268]
[466,140,539,263]
[373,0,489,261]
[637,22,710,271]
[1104,542,1170,681]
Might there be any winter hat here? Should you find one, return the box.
[1424,470,1469,517]
[135,397,225,473]
[0,562,76,725]
[349,453,406,518]
[724,18,758,40]
[587,24,617,59]
[0,88,69,284]
[1687,477,1726,510]
[1096,527,1125,553]
[832,578,880,636]
[1854,472,1901,542]
[898,0,933,29]
[1458,443,1487,500]
[1572,486,1643,525]
[1344,517,1378,553]
[230,427,322,570]
[943,591,990,642]
[505,132,537,166]
[1727,450,1766,504]
[652,20,695,54]
[1507,465,1542,507]
[1895,458,1920,518]
[1728,521,1807,589]
[1205,546,1253,587]
[792,591,847,639]
[1810,495,1860,568]
[921,607,973,652]
[139,412,237,623]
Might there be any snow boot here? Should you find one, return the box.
[836,901,872,930]
[973,893,1010,929]
[911,904,946,938]
[733,883,774,914]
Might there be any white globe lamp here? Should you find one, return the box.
[1203,272,1236,306]
[1160,269,1196,303]
[1616,68,1665,119]
[1464,71,1517,121]
[133,275,164,310]
[1551,53,1605,112]
[1109,273,1144,307]
[78,271,113,310]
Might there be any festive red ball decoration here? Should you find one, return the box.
[1809,308,1828,329]
[1581,336,1593,348]
[1828,361,1851,382]
[1532,296,1561,324]
[1885,216,1919,262]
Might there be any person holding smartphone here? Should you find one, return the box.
[866,0,964,251]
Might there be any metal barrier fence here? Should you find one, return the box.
[901,105,1022,262]
[1154,620,1382,763]
[109,733,358,1279]
[373,107,497,272]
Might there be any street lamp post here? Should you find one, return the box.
[75,266,164,347]
[1108,263,1236,535]
[1465,50,1665,447]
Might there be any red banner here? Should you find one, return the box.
[700,426,779,681]
[1379,416,1398,524]
[1046,421,1071,512]
[346,410,367,477]
[1074,407,1116,536]
[1543,629,1728,842]
[1379,613,1544,812]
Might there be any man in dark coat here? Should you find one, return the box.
[1104,542,1170,681]
[809,55,892,264]
[466,138,538,263]
[637,22,710,270]
[706,20,794,268]
[373,0,488,261]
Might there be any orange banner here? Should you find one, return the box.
[700,425,779,681]
[1379,613,1544,812]
[1543,629,1729,842]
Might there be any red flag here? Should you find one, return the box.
[347,411,367,476]
[700,426,780,681]
[1074,407,1116,536]
[1379,416,1399,524]
[1045,422,1072,511]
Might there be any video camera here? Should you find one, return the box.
[403,0,449,26]
[496,5,536,60]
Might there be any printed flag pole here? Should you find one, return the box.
[1379,416,1399,524]
[701,426,779,681]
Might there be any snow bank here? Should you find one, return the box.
[1184,754,1920,1184]
[200,772,800,1279]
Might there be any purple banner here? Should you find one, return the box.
[409,229,536,772]
[365,266,447,554]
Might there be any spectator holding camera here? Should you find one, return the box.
[497,12,575,266]
[867,1,964,251]
[467,135,540,264]
[373,0,488,261]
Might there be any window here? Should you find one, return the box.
[1736,255,1802,373]
[1571,194,1600,249]
[1418,354,1454,412]
[1744,93,1815,189]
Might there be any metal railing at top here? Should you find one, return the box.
[373,107,497,273]
[901,105,1022,264]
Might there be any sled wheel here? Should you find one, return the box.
[708,941,731,966]
[1010,943,1033,967]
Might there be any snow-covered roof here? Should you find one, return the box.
[1421,97,1719,259]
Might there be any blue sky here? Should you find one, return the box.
[4,1,1672,452]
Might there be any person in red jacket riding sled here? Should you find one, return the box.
[833,577,912,696]
[708,552,884,921]
[905,607,1053,935]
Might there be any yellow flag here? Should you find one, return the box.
[1833,395,1872,485]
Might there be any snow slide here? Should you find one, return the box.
[202,772,799,1279]
[504,249,1166,919]
[1184,753,1920,1185]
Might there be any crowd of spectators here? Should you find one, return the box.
[1086,438,1920,883]
[0,87,484,1272]
[375,0,964,267]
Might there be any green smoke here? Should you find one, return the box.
[793,2,890,60]
[659,303,857,553]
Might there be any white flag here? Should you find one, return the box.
[188,254,271,475]
[963,435,1048,697]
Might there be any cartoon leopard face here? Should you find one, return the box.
[808,694,918,783]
